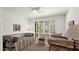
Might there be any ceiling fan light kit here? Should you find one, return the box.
[31,7,40,12]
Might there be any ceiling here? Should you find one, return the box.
[4,7,69,18]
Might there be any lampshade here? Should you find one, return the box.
[64,24,79,40]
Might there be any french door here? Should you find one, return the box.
[35,20,55,39]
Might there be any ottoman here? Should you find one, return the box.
[38,38,45,46]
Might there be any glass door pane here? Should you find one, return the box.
[35,21,38,33]
[45,21,49,33]
[40,21,43,33]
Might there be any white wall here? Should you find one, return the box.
[3,9,29,35]
[67,8,79,23]
[55,15,66,33]
[66,7,79,29]
[29,15,66,34]
[0,8,3,51]
[27,19,35,33]
[3,8,66,35]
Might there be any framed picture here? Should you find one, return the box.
[68,20,74,26]
[13,24,21,31]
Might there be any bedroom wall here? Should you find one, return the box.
[28,15,66,34]
[67,8,79,22]
[0,8,3,51]
[66,7,79,29]
[54,15,66,33]
[3,9,29,35]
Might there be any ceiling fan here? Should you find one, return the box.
[31,7,41,12]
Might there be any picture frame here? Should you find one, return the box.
[13,24,21,31]
[68,20,74,26]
